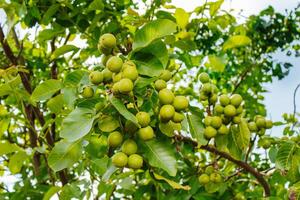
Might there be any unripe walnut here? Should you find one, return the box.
[138,126,155,140]
[211,116,222,129]
[159,70,172,81]
[107,131,123,148]
[172,112,184,123]
[118,78,134,94]
[136,112,151,127]
[99,33,116,49]
[219,94,230,106]
[89,71,103,85]
[128,154,143,169]
[224,105,236,117]
[122,66,138,81]
[173,96,189,111]
[82,86,94,98]
[154,79,167,91]
[199,72,210,83]
[159,105,175,122]
[121,139,137,155]
[112,152,128,168]
[106,56,123,73]
[230,94,243,107]
[204,126,217,138]
[158,89,175,105]
[198,174,210,184]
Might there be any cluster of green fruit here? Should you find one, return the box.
[198,166,222,185]
[248,116,273,136]
[156,71,189,123]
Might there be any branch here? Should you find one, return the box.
[177,134,271,197]
[232,65,253,94]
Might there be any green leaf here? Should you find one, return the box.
[88,0,104,11]
[223,35,251,50]
[47,94,64,113]
[60,183,83,200]
[205,55,226,72]
[51,45,79,60]
[64,70,89,86]
[41,4,60,25]
[43,186,61,200]
[31,79,62,102]
[288,155,300,182]
[8,151,27,174]
[0,140,22,155]
[276,142,296,170]
[133,19,177,49]
[48,139,83,172]
[0,119,10,139]
[109,97,139,127]
[38,28,64,41]
[134,77,157,90]
[153,172,190,190]
[209,0,224,16]
[187,111,207,145]
[143,139,177,176]
[159,121,181,137]
[236,119,251,151]
[90,156,109,176]
[174,8,189,29]
[98,115,120,132]
[60,107,95,142]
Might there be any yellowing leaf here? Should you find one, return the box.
[174,8,189,29]
[223,35,251,51]
[153,173,191,190]
[205,55,226,72]
[209,0,224,16]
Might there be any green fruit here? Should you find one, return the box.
[255,117,266,129]
[265,120,273,129]
[219,94,230,106]
[248,122,258,132]
[121,139,137,155]
[102,68,113,82]
[136,112,151,127]
[200,92,208,101]
[202,83,212,94]
[234,193,246,200]
[108,131,123,148]
[106,56,123,73]
[95,102,106,112]
[122,60,136,69]
[204,116,212,126]
[210,172,222,183]
[112,152,128,168]
[122,66,138,81]
[236,105,243,114]
[217,160,224,168]
[224,105,237,117]
[218,125,229,135]
[98,44,111,55]
[154,79,167,91]
[211,116,222,129]
[128,154,143,169]
[204,126,217,138]
[257,128,266,136]
[89,71,103,85]
[124,120,138,133]
[159,70,172,81]
[159,105,175,121]
[214,104,224,114]
[199,72,210,83]
[112,72,122,83]
[198,174,210,184]
[205,166,214,174]
[233,116,241,124]
[173,96,189,111]
[99,33,116,49]
[112,82,120,94]
[158,89,175,105]
[230,94,243,107]
[82,86,94,98]
[118,78,134,94]
[101,55,112,66]
[138,126,155,140]
[209,94,218,104]
[261,139,271,149]
[173,112,184,123]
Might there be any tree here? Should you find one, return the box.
[0,0,300,199]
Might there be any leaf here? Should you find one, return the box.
[90,156,109,176]
[143,139,177,176]
[38,28,64,41]
[133,19,177,49]
[205,55,226,72]
[60,107,95,142]
[159,121,181,137]
[41,4,60,25]
[174,8,190,29]
[276,142,296,170]
[88,0,104,11]
[51,45,79,60]
[48,139,83,172]
[64,70,89,86]
[8,151,27,174]
[109,97,139,127]
[153,173,190,190]
[288,155,300,182]
[98,115,120,132]
[0,119,10,139]
[223,35,251,50]
[209,0,224,16]
[47,94,64,113]
[43,186,61,200]
[237,119,251,151]
[187,111,207,145]
[31,79,62,102]
[134,77,157,90]
[60,183,83,200]
[0,140,22,155]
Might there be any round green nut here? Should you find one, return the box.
[209,94,218,104]
[82,86,94,98]
[261,139,271,149]
[255,117,266,129]
[128,154,143,169]
[172,112,185,123]
[98,43,111,55]
[210,172,222,183]
[211,116,222,129]
[230,94,243,107]
[224,105,237,117]
[99,33,116,49]
[202,83,212,94]
[101,55,112,66]
[158,89,175,105]
[107,131,123,148]
[159,70,172,82]
[138,126,155,141]
[265,120,273,129]
[218,125,229,135]
[112,72,122,83]
[122,65,138,81]
[106,56,123,73]
[102,68,113,82]
[159,105,175,122]
[136,112,151,127]
[199,92,208,101]
[248,121,258,132]
[112,82,120,94]
[154,79,167,91]
[89,71,103,85]
[214,104,224,114]
[198,174,210,185]
[122,60,136,69]
[204,116,212,126]
[199,72,210,83]
[205,166,214,174]
[118,78,134,94]
[112,152,128,168]
[204,126,217,139]
[236,105,243,114]
[173,96,189,111]
[219,94,230,106]
[233,116,241,124]
[121,139,137,155]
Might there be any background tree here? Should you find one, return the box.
[0,0,300,199]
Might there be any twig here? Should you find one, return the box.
[292,83,300,130]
